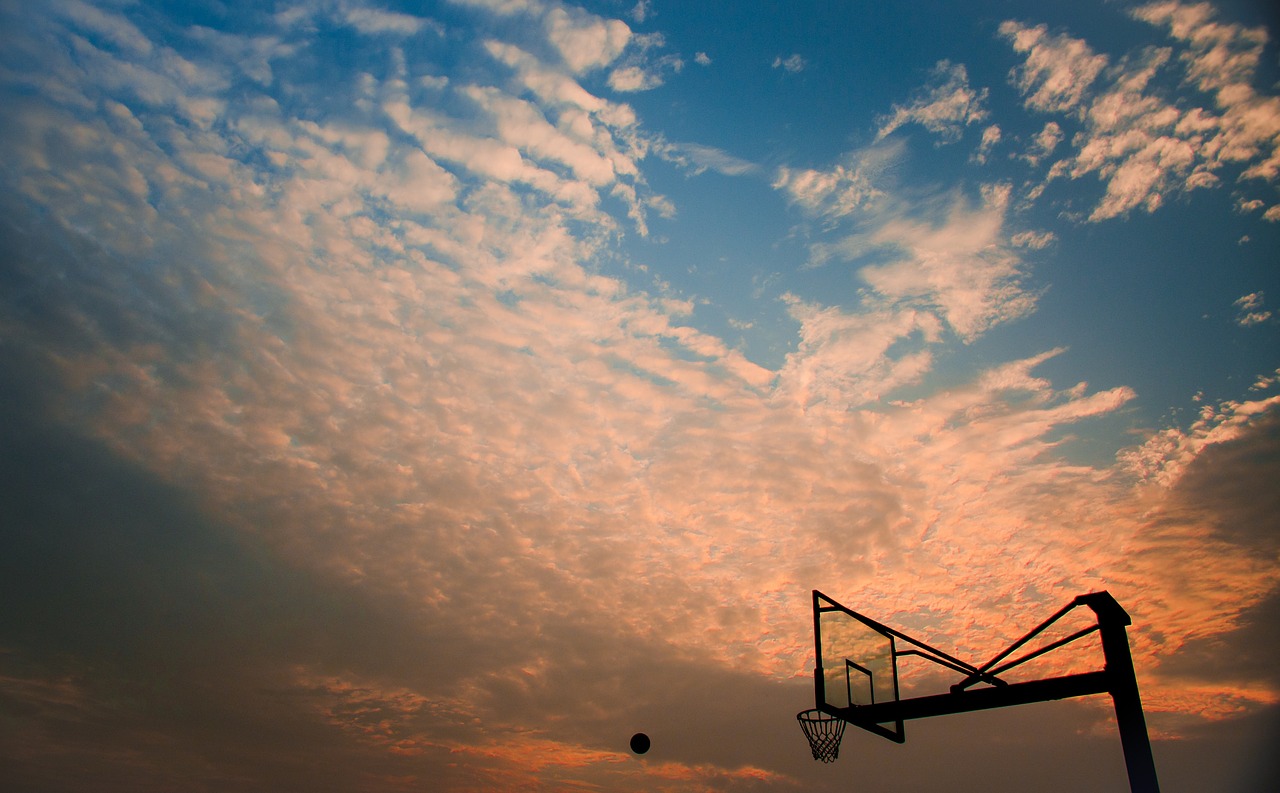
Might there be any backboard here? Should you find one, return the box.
[812,590,904,741]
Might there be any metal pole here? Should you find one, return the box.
[1081,593,1161,793]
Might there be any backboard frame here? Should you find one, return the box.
[813,589,1002,742]
[812,590,905,742]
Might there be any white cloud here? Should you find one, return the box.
[771,54,805,73]
[49,0,153,56]
[544,5,631,73]
[1135,1,1280,183]
[999,21,1107,114]
[1121,391,1280,487]
[774,164,878,221]
[972,124,1001,163]
[462,85,617,184]
[1088,132,1201,219]
[49,31,228,128]
[774,297,941,408]
[660,142,758,176]
[484,40,607,112]
[772,141,900,222]
[1068,46,1215,220]
[876,61,988,142]
[1011,229,1056,249]
[777,143,1042,348]
[448,1,634,75]
[1008,3,1280,222]
[1265,205,1280,222]
[1233,292,1271,326]
[607,64,662,92]
[694,51,711,66]
[1132,1,1266,95]
[377,43,653,232]
[445,0,547,16]
[343,6,439,36]
[186,27,295,86]
[1251,368,1280,391]
[1024,121,1062,165]
[853,184,1036,340]
[377,148,458,213]
[596,31,681,93]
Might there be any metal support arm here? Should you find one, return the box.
[825,670,1111,725]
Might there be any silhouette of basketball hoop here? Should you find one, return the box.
[798,590,1161,793]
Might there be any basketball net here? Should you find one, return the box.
[796,709,845,762]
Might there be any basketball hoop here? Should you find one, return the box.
[796,708,845,762]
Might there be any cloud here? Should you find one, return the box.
[1133,0,1280,182]
[1233,292,1271,326]
[695,51,711,66]
[772,141,901,222]
[1251,368,1280,392]
[460,85,618,184]
[1132,1,1266,95]
[544,5,632,73]
[1010,229,1055,249]
[446,0,549,18]
[483,40,607,113]
[607,64,659,91]
[586,30,682,93]
[376,47,651,227]
[774,164,877,219]
[1073,46,1212,220]
[840,184,1037,341]
[972,123,1001,163]
[660,142,759,177]
[3,2,1280,790]
[451,0,632,75]
[773,297,942,408]
[876,61,988,142]
[186,27,295,86]
[999,21,1107,114]
[1117,407,1280,682]
[776,143,1034,344]
[606,49,686,93]
[771,54,805,73]
[344,6,440,36]
[1005,3,1280,222]
[48,0,154,56]
[1122,391,1280,488]
[1023,121,1062,165]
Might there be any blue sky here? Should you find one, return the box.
[2,1,1278,791]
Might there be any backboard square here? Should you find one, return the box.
[813,590,903,740]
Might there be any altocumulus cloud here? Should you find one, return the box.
[1,1,1278,792]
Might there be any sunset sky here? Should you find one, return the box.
[2,1,1278,791]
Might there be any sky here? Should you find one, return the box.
[1,0,1278,790]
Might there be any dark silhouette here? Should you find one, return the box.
[802,590,1160,792]
[629,732,650,755]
